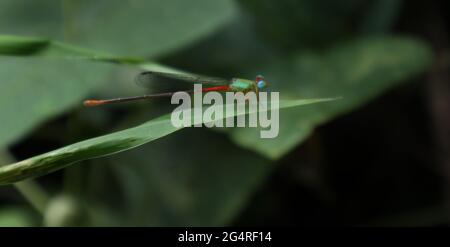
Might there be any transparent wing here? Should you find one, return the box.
[135,71,230,88]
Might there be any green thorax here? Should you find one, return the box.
[229,78,254,92]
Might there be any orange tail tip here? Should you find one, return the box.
[83,99,106,107]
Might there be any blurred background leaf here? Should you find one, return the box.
[0,207,35,226]
[227,37,433,158]
[0,0,237,57]
[0,57,117,148]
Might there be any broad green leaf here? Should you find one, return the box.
[0,56,118,148]
[0,98,337,185]
[227,37,433,159]
[0,0,236,57]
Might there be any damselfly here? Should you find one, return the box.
[83,71,269,106]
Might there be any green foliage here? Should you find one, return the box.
[0,0,434,226]
[0,56,116,148]
[0,207,34,226]
[0,0,236,56]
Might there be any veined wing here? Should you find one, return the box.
[135,70,230,88]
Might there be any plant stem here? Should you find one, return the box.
[13,181,49,214]
[0,150,50,214]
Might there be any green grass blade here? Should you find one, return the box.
[0,98,337,185]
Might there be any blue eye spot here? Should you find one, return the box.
[257,80,266,89]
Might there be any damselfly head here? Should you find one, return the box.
[256,75,268,90]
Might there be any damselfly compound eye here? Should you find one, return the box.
[257,80,267,89]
